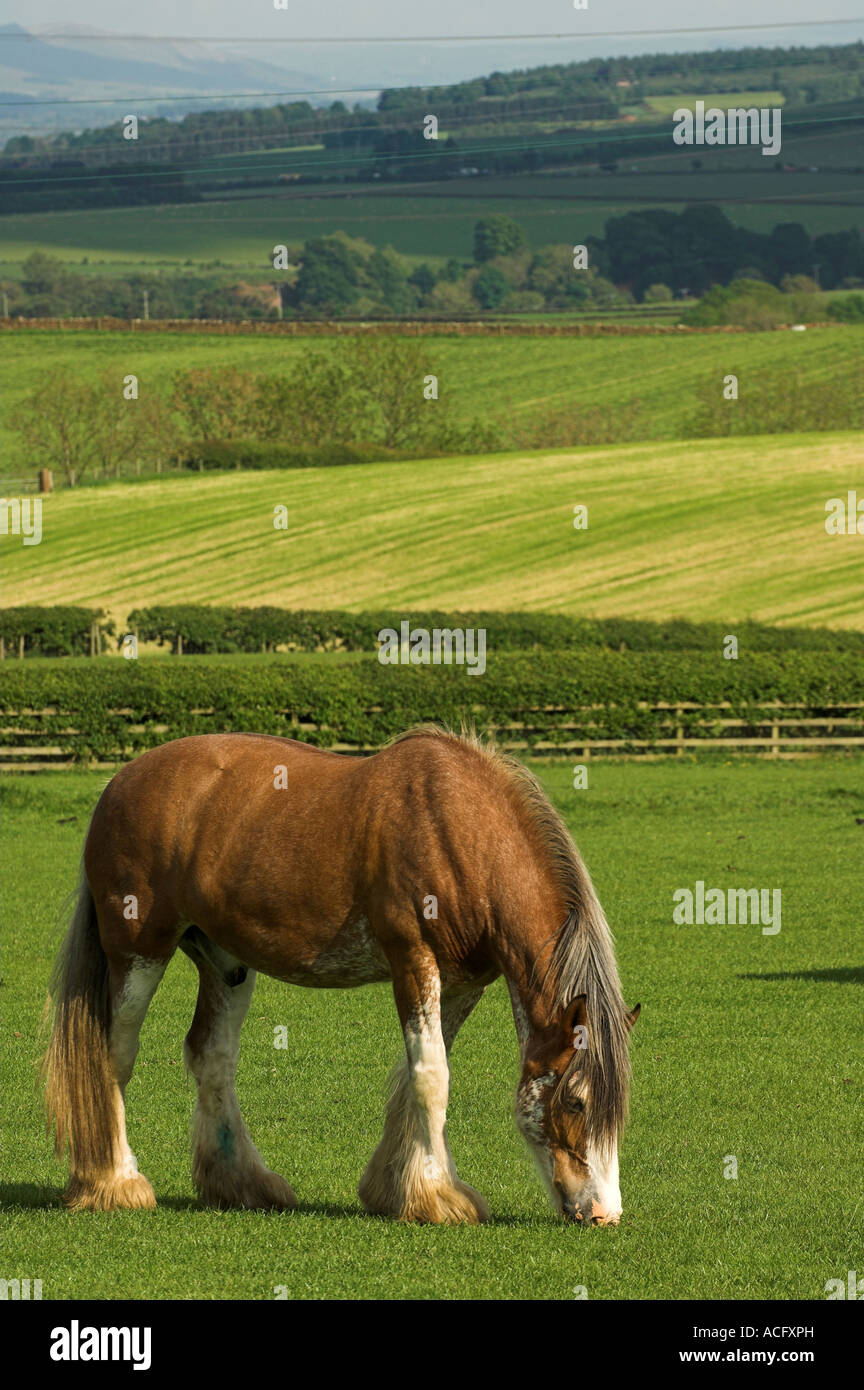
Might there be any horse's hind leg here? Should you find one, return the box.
[64,955,167,1212]
[359,956,489,1225]
[181,932,296,1211]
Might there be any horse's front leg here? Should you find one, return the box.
[359,952,488,1224]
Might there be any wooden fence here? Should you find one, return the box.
[1,701,862,771]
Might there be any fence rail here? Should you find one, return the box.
[1,702,862,770]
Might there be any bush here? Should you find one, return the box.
[0,606,115,656]
[643,283,674,303]
[180,440,397,471]
[686,365,864,435]
[123,606,864,658]
[3,650,862,763]
[827,294,864,323]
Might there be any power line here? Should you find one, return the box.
[1,111,859,189]
[3,20,864,42]
[0,103,624,160]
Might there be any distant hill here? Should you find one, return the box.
[0,23,326,135]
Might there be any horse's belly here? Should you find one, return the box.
[271,914,392,989]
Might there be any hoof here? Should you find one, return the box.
[360,1168,489,1225]
[65,1171,156,1212]
[195,1162,297,1212]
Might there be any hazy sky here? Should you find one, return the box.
[9,0,864,41]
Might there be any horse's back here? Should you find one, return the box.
[84,730,513,986]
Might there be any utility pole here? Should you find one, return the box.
[143,288,150,321]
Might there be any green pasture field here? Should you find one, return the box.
[641,90,785,117]
[2,325,860,476]
[2,757,861,1299]
[3,431,862,631]
[2,171,862,270]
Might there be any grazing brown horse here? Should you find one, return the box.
[44,727,639,1225]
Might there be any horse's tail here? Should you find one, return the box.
[42,866,118,1188]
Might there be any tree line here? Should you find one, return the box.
[9,340,499,488]
[6,207,863,324]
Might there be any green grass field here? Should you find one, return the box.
[4,432,862,630]
[2,172,862,271]
[2,758,861,1299]
[641,91,785,117]
[2,325,861,476]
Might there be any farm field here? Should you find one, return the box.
[2,325,861,476]
[4,432,862,630]
[2,758,861,1299]
[2,175,863,271]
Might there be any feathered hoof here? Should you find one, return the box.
[360,1168,489,1225]
[65,1171,156,1212]
[194,1160,297,1212]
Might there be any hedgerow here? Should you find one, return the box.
[0,606,114,656]
[125,607,864,657]
[2,652,862,762]
[5,606,863,659]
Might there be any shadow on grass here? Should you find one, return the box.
[738,967,864,985]
[0,1183,535,1226]
[0,1182,64,1210]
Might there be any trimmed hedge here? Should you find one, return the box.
[126,606,864,657]
[180,440,404,471]
[2,652,862,762]
[7,606,864,661]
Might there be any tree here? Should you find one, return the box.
[473,264,509,309]
[20,252,71,300]
[643,283,674,302]
[768,223,811,279]
[256,356,363,448]
[345,339,444,448]
[10,373,98,487]
[292,238,359,313]
[440,258,464,282]
[473,215,527,263]
[407,264,437,298]
[172,368,260,442]
[779,274,819,294]
[366,246,413,313]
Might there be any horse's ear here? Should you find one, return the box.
[562,993,588,1041]
[625,1003,642,1031]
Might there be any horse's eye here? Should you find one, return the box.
[565,1079,585,1112]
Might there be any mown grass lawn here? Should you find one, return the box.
[2,326,859,447]
[4,432,862,630]
[2,757,861,1300]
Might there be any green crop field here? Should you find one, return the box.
[2,165,862,272]
[641,90,785,117]
[4,432,861,630]
[2,758,861,1299]
[2,325,861,476]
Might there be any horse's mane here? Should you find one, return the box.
[390,724,632,1152]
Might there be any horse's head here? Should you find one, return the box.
[515,994,640,1225]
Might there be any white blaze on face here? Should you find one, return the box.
[586,1138,621,1223]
